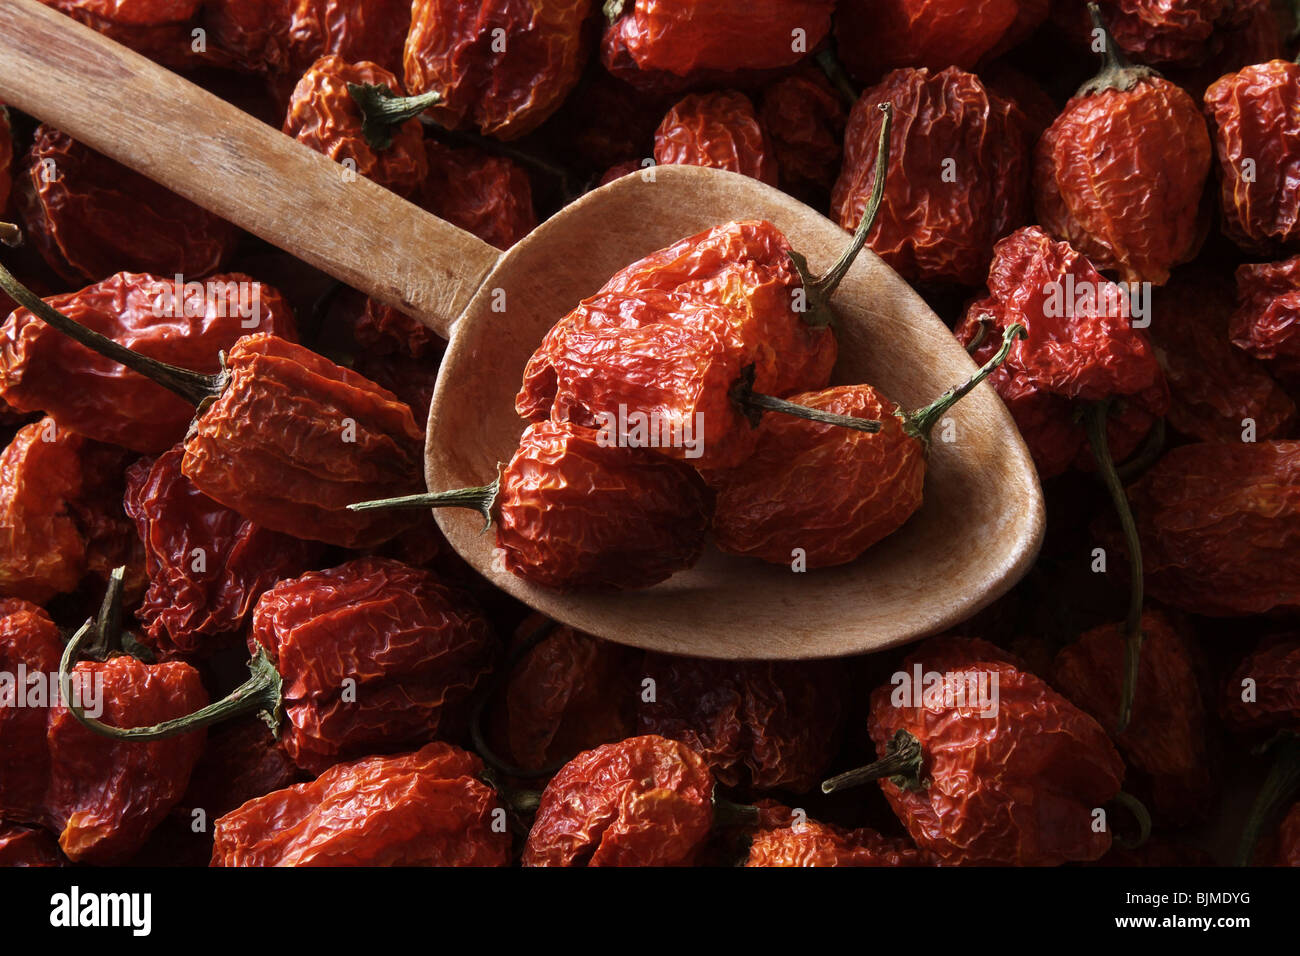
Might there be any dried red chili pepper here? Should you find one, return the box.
[637,654,844,792]
[822,636,1130,866]
[1054,0,1246,66]
[0,821,64,867]
[1231,256,1300,379]
[356,419,714,591]
[602,0,834,91]
[0,416,140,604]
[1223,637,1300,735]
[1148,270,1295,443]
[1052,610,1214,827]
[981,61,1059,145]
[212,742,510,866]
[707,326,1023,567]
[832,66,1029,286]
[515,111,895,471]
[482,616,638,775]
[653,91,778,186]
[1112,441,1300,617]
[0,594,208,864]
[205,0,409,78]
[0,271,297,455]
[283,55,430,197]
[1204,59,1300,255]
[40,0,215,71]
[123,444,323,655]
[746,813,932,867]
[1033,6,1211,285]
[522,735,756,866]
[758,68,846,202]
[416,141,537,250]
[403,0,591,140]
[17,126,239,284]
[179,717,306,822]
[836,0,1048,79]
[64,557,497,775]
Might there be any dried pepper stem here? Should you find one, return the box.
[1109,791,1153,850]
[349,478,500,531]
[902,322,1027,441]
[1236,733,1300,866]
[1084,400,1144,734]
[815,47,859,107]
[820,729,926,794]
[734,367,883,434]
[1079,2,1156,96]
[348,83,443,150]
[59,613,284,742]
[0,241,222,407]
[713,795,761,827]
[79,565,126,662]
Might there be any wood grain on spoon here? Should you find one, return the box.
[0,0,1046,659]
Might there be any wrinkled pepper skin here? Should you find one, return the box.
[707,385,924,567]
[40,0,213,70]
[746,812,932,867]
[0,272,297,454]
[206,0,410,77]
[522,735,716,867]
[493,420,712,590]
[653,91,778,186]
[487,616,638,773]
[865,637,1125,866]
[17,126,238,283]
[179,718,306,821]
[0,600,208,864]
[954,226,1168,478]
[124,445,322,655]
[180,333,425,548]
[1204,60,1300,255]
[637,655,843,791]
[517,219,835,471]
[1149,271,1295,443]
[0,822,64,866]
[1222,637,1300,734]
[211,742,510,866]
[1118,442,1300,617]
[1033,71,1210,285]
[416,141,536,251]
[1231,256,1300,378]
[284,55,429,197]
[1053,611,1215,826]
[404,0,591,140]
[759,68,846,202]
[1054,0,1243,67]
[836,0,1047,78]
[602,0,834,90]
[832,67,1029,286]
[250,557,497,774]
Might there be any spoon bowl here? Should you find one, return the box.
[0,0,1044,659]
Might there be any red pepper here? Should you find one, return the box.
[0,821,65,867]
[416,141,537,251]
[758,68,846,204]
[17,126,239,284]
[211,742,511,866]
[832,66,1029,285]
[41,0,215,70]
[0,597,208,864]
[1231,256,1300,380]
[1223,637,1300,735]
[123,444,324,655]
[0,271,298,454]
[653,91,778,186]
[745,808,933,867]
[822,637,1129,866]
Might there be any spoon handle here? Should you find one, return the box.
[0,0,498,338]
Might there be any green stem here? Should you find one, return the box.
[821,729,926,795]
[79,565,125,662]
[59,619,283,741]
[348,478,500,532]
[1078,2,1155,96]
[1110,791,1152,850]
[902,322,1026,441]
[713,795,761,828]
[1084,400,1144,734]
[1115,417,1166,483]
[1236,733,1300,866]
[348,83,442,150]
[815,47,858,107]
[0,237,222,407]
[740,390,883,434]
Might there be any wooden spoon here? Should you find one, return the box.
[0,0,1044,659]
